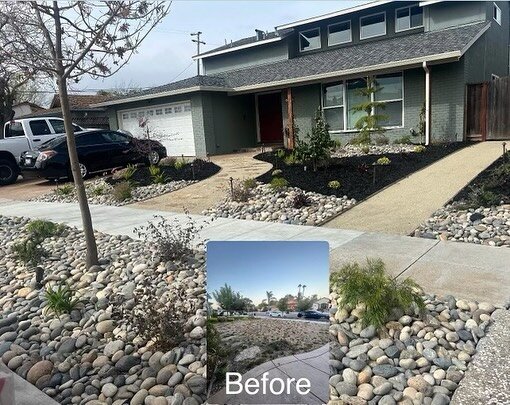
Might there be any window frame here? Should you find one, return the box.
[299,27,322,52]
[493,2,502,25]
[395,5,424,33]
[321,73,404,133]
[327,20,352,46]
[322,83,345,132]
[359,11,387,40]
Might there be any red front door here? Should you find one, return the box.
[258,92,283,144]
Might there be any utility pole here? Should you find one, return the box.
[191,31,205,76]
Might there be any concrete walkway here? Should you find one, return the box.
[0,199,508,307]
[451,309,510,404]
[325,142,503,235]
[132,151,272,214]
[209,344,328,404]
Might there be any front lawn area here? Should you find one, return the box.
[255,143,467,202]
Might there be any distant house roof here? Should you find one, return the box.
[49,93,112,110]
[13,101,46,111]
[93,22,489,106]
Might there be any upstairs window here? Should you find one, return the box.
[299,28,321,52]
[396,5,423,32]
[328,21,351,46]
[493,2,502,25]
[360,12,386,40]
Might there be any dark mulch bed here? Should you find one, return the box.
[106,159,221,187]
[255,143,468,201]
[452,152,510,204]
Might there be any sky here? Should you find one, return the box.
[76,0,367,93]
[206,241,329,306]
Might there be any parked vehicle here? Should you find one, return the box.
[19,130,167,180]
[0,117,86,185]
[268,311,283,318]
[297,310,329,320]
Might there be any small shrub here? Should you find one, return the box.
[271,169,282,177]
[333,139,342,149]
[350,132,372,146]
[374,135,389,145]
[55,183,74,196]
[191,158,207,170]
[113,181,132,202]
[376,156,391,165]
[330,259,425,328]
[292,192,311,208]
[414,145,426,153]
[270,177,289,190]
[394,135,413,145]
[242,178,257,189]
[122,164,137,181]
[13,220,64,267]
[149,165,167,184]
[231,180,251,202]
[283,152,299,166]
[174,159,186,170]
[134,214,208,261]
[26,219,64,240]
[361,145,370,154]
[275,149,286,159]
[13,239,47,267]
[90,183,107,196]
[44,283,80,316]
[328,180,341,189]
[159,156,177,167]
[467,186,501,208]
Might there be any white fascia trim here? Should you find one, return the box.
[193,36,282,60]
[275,0,392,30]
[460,22,491,55]
[91,86,233,107]
[231,51,461,93]
[419,1,443,6]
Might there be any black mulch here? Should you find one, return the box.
[106,159,221,187]
[453,152,510,203]
[255,143,468,201]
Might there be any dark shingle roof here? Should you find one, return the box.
[213,22,488,88]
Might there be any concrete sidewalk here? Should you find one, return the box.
[325,142,504,235]
[0,199,508,306]
[208,344,328,404]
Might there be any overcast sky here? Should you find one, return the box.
[75,0,366,92]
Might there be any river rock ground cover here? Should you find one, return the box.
[329,291,498,405]
[255,144,466,201]
[415,153,510,246]
[0,215,207,405]
[209,318,328,395]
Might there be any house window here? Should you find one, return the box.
[148,110,154,116]
[130,112,137,118]
[493,2,502,25]
[322,73,403,132]
[299,28,321,52]
[122,113,129,120]
[174,106,183,113]
[155,109,163,115]
[360,12,386,40]
[328,21,351,46]
[164,107,172,114]
[322,83,344,131]
[395,5,423,32]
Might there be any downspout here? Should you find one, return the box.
[422,61,431,146]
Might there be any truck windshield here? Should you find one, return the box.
[4,122,25,138]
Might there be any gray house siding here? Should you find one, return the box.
[426,1,485,31]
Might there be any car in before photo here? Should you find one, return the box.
[268,311,283,317]
[19,130,167,180]
[297,310,329,320]
[0,117,87,185]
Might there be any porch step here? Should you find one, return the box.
[467,135,483,142]
[234,143,284,153]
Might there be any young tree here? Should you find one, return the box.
[277,297,288,313]
[297,297,313,312]
[212,284,246,312]
[0,1,169,267]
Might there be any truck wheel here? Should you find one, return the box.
[0,158,19,186]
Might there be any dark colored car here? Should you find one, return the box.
[19,130,167,180]
[297,310,329,320]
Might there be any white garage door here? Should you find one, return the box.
[118,101,196,157]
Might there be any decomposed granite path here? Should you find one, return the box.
[324,141,504,235]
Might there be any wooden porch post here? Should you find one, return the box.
[286,87,295,149]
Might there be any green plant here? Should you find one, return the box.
[112,181,132,202]
[394,135,413,145]
[271,169,282,177]
[414,145,426,153]
[55,183,74,196]
[13,240,47,267]
[328,180,341,189]
[330,259,425,328]
[292,192,310,208]
[350,132,372,145]
[275,149,286,159]
[230,180,251,202]
[374,135,389,145]
[149,165,167,184]
[243,178,257,189]
[159,156,177,167]
[376,156,391,165]
[122,164,137,182]
[295,108,334,171]
[333,139,342,149]
[351,76,388,145]
[26,219,64,239]
[174,159,186,170]
[13,220,64,267]
[283,152,300,166]
[270,177,289,190]
[90,183,107,196]
[361,145,370,154]
[467,186,501,208]
[297,298,313,312]
[44,283,80,316]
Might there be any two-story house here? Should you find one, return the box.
[94,1,509,157]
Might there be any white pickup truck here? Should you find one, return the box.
[0,117,85,185]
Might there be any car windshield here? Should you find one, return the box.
[38,135,66,150]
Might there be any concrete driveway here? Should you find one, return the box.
[0,175,57,201]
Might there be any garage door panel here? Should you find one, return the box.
[118,102,195,156]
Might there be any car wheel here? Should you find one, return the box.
[0,158,19,186]
[79,162,89,178]
[147,150,160,165]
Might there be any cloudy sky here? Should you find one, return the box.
[76,0,366,92]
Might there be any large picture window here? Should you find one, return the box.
[395,6,423,32]
[299,28,321,52]
[322,73,403,132]
[360,12,386,40]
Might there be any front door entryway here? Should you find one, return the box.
[257,92,283,144]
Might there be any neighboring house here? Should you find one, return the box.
[12,102,46,118]
[94,1,510,157]
[286,296,298,311]
[22,93,112,129]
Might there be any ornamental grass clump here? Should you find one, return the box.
[44,283,80,316]
[149,165,167,184]
[113,181,132,202]
[328,180,341,189]
[330,259,425,329]
[55,183,74,196]
[270,177,289,190]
